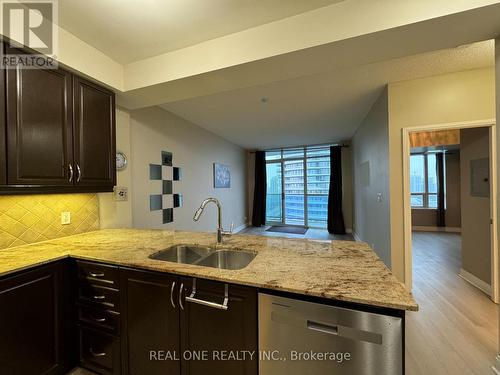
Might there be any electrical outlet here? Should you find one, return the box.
[61,211,71,225]
[114,186,128,201]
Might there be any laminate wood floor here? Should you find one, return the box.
[406,232,498,375]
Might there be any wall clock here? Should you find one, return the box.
[116,151,128,170]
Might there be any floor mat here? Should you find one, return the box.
[266,225,308,235]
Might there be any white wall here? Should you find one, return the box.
[129,107,247,231]
[352,87,391,267]
[494,37,500,373]
[99,107,133,228]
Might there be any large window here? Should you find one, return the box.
[410,153,443,208]
[265,146,331,228]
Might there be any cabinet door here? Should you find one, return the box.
[73,76,115,188]
[121,269,180,375]
[0,262,68,375]
[6,62,73,186]
[180,278,258,375]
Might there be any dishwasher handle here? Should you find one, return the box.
[306,319,382,345]
[307,320,339,336]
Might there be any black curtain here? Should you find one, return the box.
[436,153,446,227]
[327,146,346,234]
[252,151,267,227]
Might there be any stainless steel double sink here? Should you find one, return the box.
[148,244,256,270]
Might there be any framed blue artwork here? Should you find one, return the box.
[213,163,230,188]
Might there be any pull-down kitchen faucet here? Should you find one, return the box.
[193,198,233,243]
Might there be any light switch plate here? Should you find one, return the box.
[61,212,71,225]
[114,186,128,201]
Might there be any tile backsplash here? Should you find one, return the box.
[0,194,99,250]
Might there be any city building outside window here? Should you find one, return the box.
[410,153,444,209]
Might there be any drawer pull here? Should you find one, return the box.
[185,278,229,311]
[92,295,106,300]
[92,316,106,323]
[90,348,106,357]
[89,272,105,278]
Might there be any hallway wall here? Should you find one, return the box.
[460,127,491,286]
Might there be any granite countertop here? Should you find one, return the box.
[0,229,418,311]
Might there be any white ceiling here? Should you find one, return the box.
[58,0,344,64]
[161,40,494,150]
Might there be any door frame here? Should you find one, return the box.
[402,119,498,303]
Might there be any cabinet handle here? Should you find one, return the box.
[68,164,74,182]
[76,164,81,182]
[89,272,105,278]
[90,348,106,357]
[170,281,176,309]
[92,295,106,300]
[178,283,185,310]
[185,278,229,311]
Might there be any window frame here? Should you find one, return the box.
[410,152,442,209]
[264,146,331,228]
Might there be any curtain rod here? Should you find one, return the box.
[249,142,350,153]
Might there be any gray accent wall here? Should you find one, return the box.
[460,127,491,285]
[352,87,391,268]
[129,106,247,231]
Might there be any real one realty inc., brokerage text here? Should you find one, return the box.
[149,350,352,363]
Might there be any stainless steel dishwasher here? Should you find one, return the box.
[259,293,403,375]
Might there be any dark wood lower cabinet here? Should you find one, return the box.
[180,277,258,375]
[121,268,180,375]
[0,261,71,375]
[79,326,121,375]
[0,261,258,375]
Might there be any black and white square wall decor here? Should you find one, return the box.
[149,150,183,224]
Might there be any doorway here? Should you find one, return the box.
[402,120,498,302]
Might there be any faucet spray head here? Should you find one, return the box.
[193,207,203,221]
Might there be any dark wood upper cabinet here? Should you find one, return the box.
[6,64,73,186]
[180,278,258,375]
[0,55,6,186]
[121,269,181,375]
[73,76,116,188]
[0,42,116,194]
[0,262,70,375]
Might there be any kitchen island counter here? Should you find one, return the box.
[0,229,417,311]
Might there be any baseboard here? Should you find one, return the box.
[412,226,461,233]
[352,231,362,242]
[492,355,500,374]
[234,223,249,233]
[458,268,492,296]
